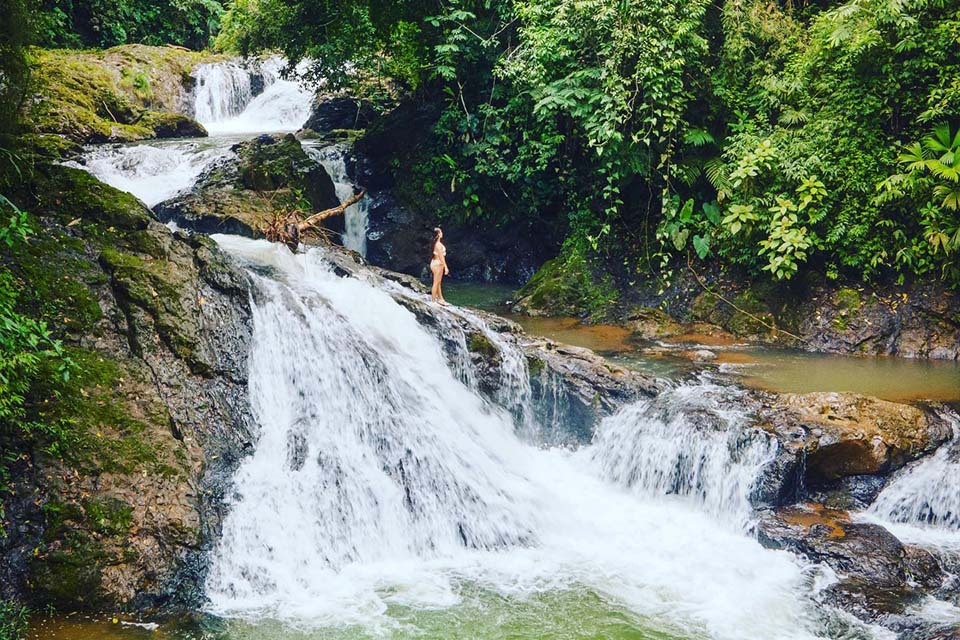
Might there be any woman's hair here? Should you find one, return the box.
[430,227,442,258]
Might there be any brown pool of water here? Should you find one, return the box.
[507,315,636,354]
[715,348,960,403]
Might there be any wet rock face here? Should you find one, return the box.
[303,96,378,133]
[319,244,661,443]
[685,279,960,361]
[756,505,958,637]
[156,133,340,238]
[0,165,255,612]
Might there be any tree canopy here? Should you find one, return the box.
[216,0,960,288]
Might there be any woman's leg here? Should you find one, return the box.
[438,272,446,303]
[431,265,441,302]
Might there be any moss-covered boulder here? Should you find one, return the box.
[0,163,254,611]
[512,246,619,320]
[155,133,340,239]
[22,45,218,145]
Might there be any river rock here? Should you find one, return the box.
[755,504,957,634]
[156,133,341,237]
[761,393,954,489]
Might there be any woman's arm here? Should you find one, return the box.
[441,246,450,275]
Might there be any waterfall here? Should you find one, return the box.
[590,382,779,528]
[192,57,313,135]
[63,140,233,206]
[192,60,254,124]
[304,144,370,256]
[869,411,960,530]
[203,235,835,639]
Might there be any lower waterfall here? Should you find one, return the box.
[203,235,841,640]
[868,413,960,534]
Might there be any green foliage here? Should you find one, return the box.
[0,197,76,535]
[0,202,73,432]
[36,0,224,49]
[0,0,33,137]
[0,600,28,640]
[209,0,960,289]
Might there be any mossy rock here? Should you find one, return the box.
[691,288,774,337]
[138,112,208,139]
[831,287,862,330]
[157,134,340,239]
[23,46,221,144]
[468,332,498,358]
[514,246,619,320]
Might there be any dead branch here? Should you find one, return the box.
[259,189,366,252]
[297,190,365,232]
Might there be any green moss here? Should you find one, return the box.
[24,165,151,232]
[727,290,774,335]
[23,46,219,144]
[832,287,862,330]
[468,332,497,358]
[28,533,108,609]
[516,244,619,320]
[0,599,29,640]
[526,355,545,375]
[82,497,133,536]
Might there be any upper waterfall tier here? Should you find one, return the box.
[191,57,313,135]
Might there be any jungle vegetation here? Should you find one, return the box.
[215,0,960,289]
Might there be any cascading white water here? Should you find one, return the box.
[193,57,313,135]
[869,412,960,531]
[590,382,779,528]
[64,140,234,206]
[304,144,370,255]
[204,235,844,639]
[192,60,255,124]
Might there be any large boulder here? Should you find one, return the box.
[302,96,378,133]
[156,134,340,238]
[756,505,958,636]
[0,165,254,611]
[760,393,954,490]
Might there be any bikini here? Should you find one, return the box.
[431,242,446,271]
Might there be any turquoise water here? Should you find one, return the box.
[30,586,689,640]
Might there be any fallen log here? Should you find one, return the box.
[297,190,366,233]
[261,190,366,251]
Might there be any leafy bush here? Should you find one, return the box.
[0,600,28,640]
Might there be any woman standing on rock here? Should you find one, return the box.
[430,227,449,304]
